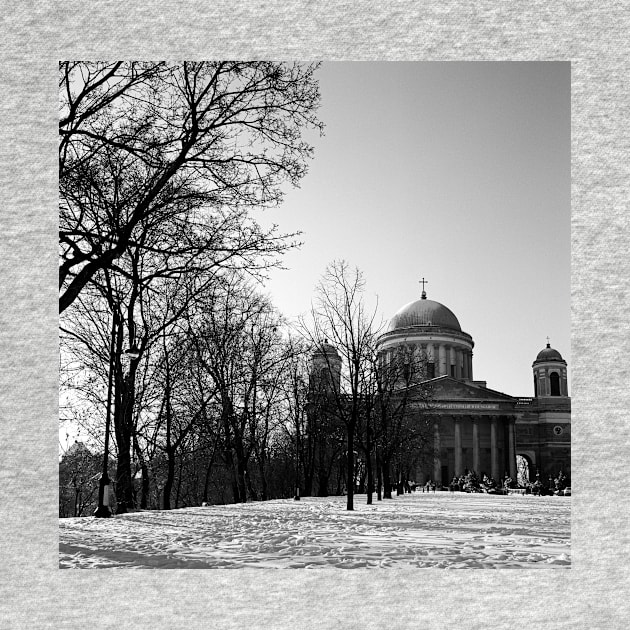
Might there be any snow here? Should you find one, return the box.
[59,492,570,569]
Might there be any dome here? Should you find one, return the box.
[314,340,341,358]
[387,297,462,332]
[535,343,564,362]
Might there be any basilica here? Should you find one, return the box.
[376,286,571,488]
[310,285,571,492]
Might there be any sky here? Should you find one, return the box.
[257,62,570,397]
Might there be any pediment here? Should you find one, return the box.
[410,376,515,402]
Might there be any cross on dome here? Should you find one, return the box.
[419,277,428,299]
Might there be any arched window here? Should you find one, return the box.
[550,372,560,396]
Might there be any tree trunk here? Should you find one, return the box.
[163,344,174,511]
[304,475,313,497]
[317,471,329,497]
[220,397,241,503]
[163,447,175,510]
[246,470,258,501]
[140,462,149,509]
[258,458,268,501]
[346,425,354,511]
[229,460,240,503]
[114,396,134,514]
[366,429,373,505]
[376,452,382,501]
[382,456,392,499]
[304,455,314,497]
[175,455,184,508]
[113,325,135,514]
[133,437,149,509]
[303,431,316,497]
[237,460,247,503]
[202,459,213,503]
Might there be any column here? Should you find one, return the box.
[468,352,473,381]
[433,421,441,485]
[472,417,480,473]
[565,370,569,396]
[508,417,517,480]
[462,350,469,380]
[454,416,463,476]
[439,344,447,376]
[490,416,499,480]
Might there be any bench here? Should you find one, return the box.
[507,488,526,495]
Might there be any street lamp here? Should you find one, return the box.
[94,310,118,518]
[94,312,141,518]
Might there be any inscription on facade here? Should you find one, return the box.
[431,403,500,410]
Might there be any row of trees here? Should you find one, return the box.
[301,261,434,510]
[59,61,323,514]
[60,260,435,515]
[59,62,435,516]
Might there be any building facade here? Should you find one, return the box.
[375,288,570,488]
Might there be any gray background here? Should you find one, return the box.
[1,2,628,628]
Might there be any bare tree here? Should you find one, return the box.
[372,344,434,499]
[184,275,290,503]
[59,61,322,312]
[302,261,378,511]
[59,441,102,517]
[60,61,322,511]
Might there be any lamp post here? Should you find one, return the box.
[94,310,118,518]
[294,450,300,501]
[94,311,141,518]
[117,343,141,513]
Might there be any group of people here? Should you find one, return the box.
[529,470,569,495]
[446,470,501,493]
[417,469,569,495]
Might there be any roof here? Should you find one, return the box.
[535,343,564,362]
[313,341,341,358]
[387,297,462,332]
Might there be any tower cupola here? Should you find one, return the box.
[310,340,342,393]
[532,340,568,397]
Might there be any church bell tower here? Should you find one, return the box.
[309,341,342,394]
[532,340,568,398]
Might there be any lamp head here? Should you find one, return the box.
[125,346,140,360]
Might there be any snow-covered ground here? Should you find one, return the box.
[59,491,570,569]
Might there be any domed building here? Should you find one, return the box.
[379,286,474,381]
[375,286,571,489]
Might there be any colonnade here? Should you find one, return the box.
[382,343,473,380]
[432,415,517,485]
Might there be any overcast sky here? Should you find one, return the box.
[257,61,570,397]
